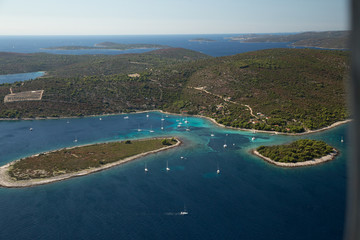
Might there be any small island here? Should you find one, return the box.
[0,137,180,188]
[189,38,216,42]
[252,139,338,167]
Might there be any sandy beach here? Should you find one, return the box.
[252,149,338,167]
[0,138,181,188]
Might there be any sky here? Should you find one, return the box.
[0,0,350,35]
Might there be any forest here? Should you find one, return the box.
[256,139,335,163]
[0,47,350,133]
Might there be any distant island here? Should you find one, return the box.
[0,137,180,188]
[253,139,338,167]
[228,31,349,49]
[189,38,216,42]
[44,42,170,51]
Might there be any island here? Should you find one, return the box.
[44,42,169,51]
[252,139,338,167]
[189,38,216,42]
[0,137,180,188]
[228,31,349,49]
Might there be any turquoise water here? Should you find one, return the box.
[0,71,45,84]
[0,112,348,240]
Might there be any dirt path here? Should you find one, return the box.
[191,86,258,118]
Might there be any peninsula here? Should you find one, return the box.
[253,139,338,167]
[0,137,180,188]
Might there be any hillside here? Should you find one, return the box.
[166,48,349,132]
[0,48,349,133]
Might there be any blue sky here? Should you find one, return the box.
[0,0,349,35]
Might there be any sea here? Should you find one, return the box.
[0,35,348,240]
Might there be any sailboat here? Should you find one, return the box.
[180,205,189,215]
[184,117,189,124]
[137,124,141,132]
[217,163,220,174]
[166,161,170,171]
[223,137,227,148]
[341,136,344,143]
[144,163,148,172]
[149,125,155,133]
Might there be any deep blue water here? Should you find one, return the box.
[0,35,291,57]
[0,35,348,240]
[0,71,45,84]
[0,112,348,240]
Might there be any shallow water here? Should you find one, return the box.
[0,71,45,84]
[0,112,348,240]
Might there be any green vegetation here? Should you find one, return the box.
[231,31,349,49]
[8,138,178,180]
[256,139,335,163]
[0,48,349,133]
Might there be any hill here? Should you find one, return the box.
[0,48,349,133]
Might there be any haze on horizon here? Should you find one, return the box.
[0,0,349,35]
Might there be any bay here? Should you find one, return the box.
[0,71,45,84]
[0,112,347,240]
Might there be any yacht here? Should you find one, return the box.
[166,161,170,171]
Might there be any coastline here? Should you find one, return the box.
[0,137,181,188]
[252,149,338,168]
[0,110,351,136]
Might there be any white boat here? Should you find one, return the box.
[217,163,220,174]
[66,121,70,124]
[211,133,215,137]
[144,163,148,172]
[146,114,149,118]
[166,161,170,171]
[251,137,256,141]
[149,125,155,133]
[124,116,129,119]
[180,205,189,215]
[223,144,227,148]
[186,128,190,131]
[137,124,141,132]
[73,138,78,143]
[99,117,102,121]
[29,128,33,131]
[180,156,184,159]
[341,137,344,143]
